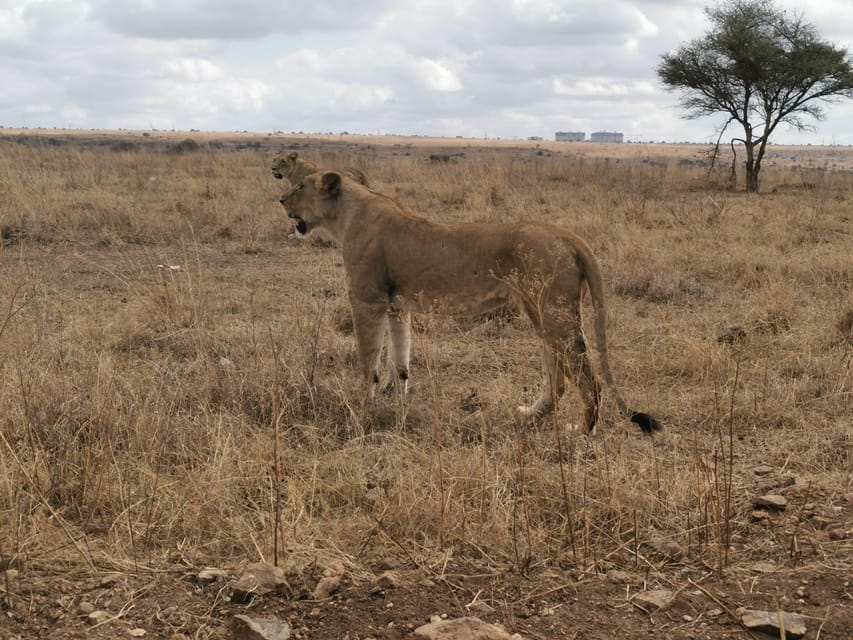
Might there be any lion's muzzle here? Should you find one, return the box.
[281,202,309,237]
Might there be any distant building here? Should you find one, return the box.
[555,131,585,142]
[590,131,623,143]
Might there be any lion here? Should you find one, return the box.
[271,151,369,187]
[279,171,660,436]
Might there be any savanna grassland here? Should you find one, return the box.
[0,129,850,639]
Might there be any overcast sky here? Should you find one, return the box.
[3,0,853,144]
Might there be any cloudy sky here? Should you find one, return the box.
[3,0,853,144]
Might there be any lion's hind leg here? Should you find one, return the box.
[517,344,567,421]
[563,333,602,435]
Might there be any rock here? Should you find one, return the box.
[86,610,111,626]
[312,575,341,600]
[752,465,774,476]
[753,494,787,510]
[232,563,291,601]
[606,570,639,585]
[632,589,676,612]
[414,616,512,640]
[231,614,292,640]
[98,574,122,588]
[198,567,229,583]
[128,629,146,637]
[374,570,400,589]
[323,560,347,577]
[647,535,685,561]
[77,601,96,615]
[740,609,806,639]
[748,561,777,573]
[466,601,496,616]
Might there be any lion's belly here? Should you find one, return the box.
[390,276,513,317]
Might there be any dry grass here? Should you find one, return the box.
[0,131,850,582]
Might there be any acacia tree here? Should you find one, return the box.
[657,0,853,192]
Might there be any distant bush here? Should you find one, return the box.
[112,141,141,152]
[169,138,203,154]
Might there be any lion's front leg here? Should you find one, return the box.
[386,310,411,394]
[350,300,389,398]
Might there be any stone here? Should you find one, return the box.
[231,614,292,640]
[77,601,96,615]
[414,616,512,640]
[751,510,771,522]
[312,575,341,600]
[128,629,146,637]
[740,609,806,639]
[632,589,676,612]
[606,569,639,585]
[323,560,346,577]
[198,567,229,583]
[232,563,291,601]
[752,465,774,476]
[374,570,400,589]
[647,535,685,561]
[753,494,787,510]
[86,610,111,626]
[466,601,496,616]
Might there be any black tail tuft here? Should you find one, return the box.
[630,412,662,435]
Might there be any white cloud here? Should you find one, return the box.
[419,59,464,92]
[0,0,852,142]
[89,0,397,39]
[553,78,657,97]
[162,58,224,83]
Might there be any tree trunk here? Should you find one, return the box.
[744,141,759,192]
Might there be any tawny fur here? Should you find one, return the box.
[279,171,660,435]
[271,151,369,187]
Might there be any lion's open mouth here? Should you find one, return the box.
[294,218,309,237]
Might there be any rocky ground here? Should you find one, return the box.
[2,539,851,639]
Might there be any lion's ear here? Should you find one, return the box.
[288,151,298,161]
[319,171,342,197]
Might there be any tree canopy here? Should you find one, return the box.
[657,0,853,191]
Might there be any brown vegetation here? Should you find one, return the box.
[0,130,850,638]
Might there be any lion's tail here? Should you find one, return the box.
[576,241,661,435]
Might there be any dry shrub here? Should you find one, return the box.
[1,133,850,579]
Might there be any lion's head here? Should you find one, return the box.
[272,151,370,188]
[279,171,343,238]
[271,151,319,182]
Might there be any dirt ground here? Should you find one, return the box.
[2,553,851,639]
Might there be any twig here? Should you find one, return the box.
[687,578,762,640]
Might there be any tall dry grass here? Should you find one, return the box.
[0,134,849,580]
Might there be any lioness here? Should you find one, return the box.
[271,151,370,187]
[279,171,660,435]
